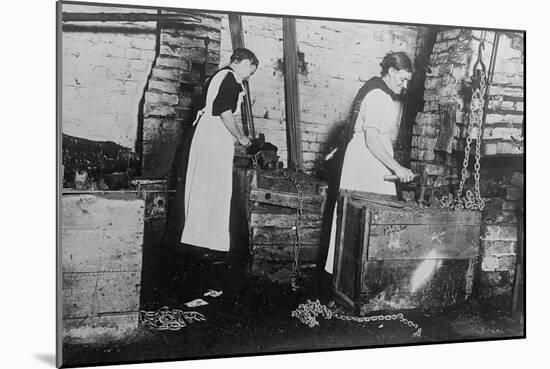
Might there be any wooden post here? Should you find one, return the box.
[228,13,255,138]
[282,18,303,171]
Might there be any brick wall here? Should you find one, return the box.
[61,4,157,149]
[141,11,221,177]
[409,28,524,307]
[219,17,423,173]
[410,29,524,194]
[483,33,524,156]
[477,164,523,306]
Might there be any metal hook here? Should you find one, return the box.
[473,34,487,75]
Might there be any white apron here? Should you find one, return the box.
[324,89,401,273]
[180,69,244,251]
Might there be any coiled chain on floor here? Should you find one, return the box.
[139,306,206,331]
[291,299,422,337]
[282,170,304,292]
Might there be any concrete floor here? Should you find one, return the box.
[62,247,524,367]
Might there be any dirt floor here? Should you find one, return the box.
[62,247,524,368]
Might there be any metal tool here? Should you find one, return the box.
[384,166,431,204]
[383,173,421,182]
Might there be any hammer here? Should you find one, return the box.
[384,167,430,204]
[383,173,421,182]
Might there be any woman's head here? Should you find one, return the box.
[380,52,413,95]
[229,48,259,81]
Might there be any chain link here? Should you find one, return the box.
[139,307,206,331]
[291,299,422,337]
[282,170,304,292]
[454,36,487,212]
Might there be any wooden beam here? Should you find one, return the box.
[227,15,253,137]
[62,12,201,23]
[282,18,303,170]
[228,14,255,138]
[227,14,245,49]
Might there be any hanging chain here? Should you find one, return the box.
[454,32,487,211]
[291,299,422,337]
[234,151,262,169]
[282,169,304,292]
[139,306,206,331]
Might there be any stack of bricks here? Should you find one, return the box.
[142,11,222,177]
[411,29,524,194]
[482,33,524,156]
[410,29,501,193]
[477,170,523,306]
[411,29,494,193]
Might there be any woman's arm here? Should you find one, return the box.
[220,110,250,146]
[364,127,414,182]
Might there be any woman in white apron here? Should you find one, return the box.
[181,48,258,253]
[324,52,415,274]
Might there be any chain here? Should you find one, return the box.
[139,306,206,331]
[282,169,304,292]
[291,299,422,337]
[454,35,487,212]
[234,151,262,169]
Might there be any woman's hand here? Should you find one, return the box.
[393,166,415,183]
[238,135,251,146]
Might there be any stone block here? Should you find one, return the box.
[155,57,190,70]
[144,104,177,117]
[515,102,524,111]
[417,137,438,151]
[152,67,184,82]
[482,240,517,255]
[415,112,440,126]
[482,142,498,156]
[409,148,420,160]
[423,101,439,112]
[424,77,443,90]
[483,224,517,241]
[148,79,179,94]
[506,186,523,201]
[451,64,467,80]
[481,255,516,272]
[483,127,523,140]
[413,124,439,137]
[496,142,522,155]
[423,150,436,161]
[424,163,446,176]
[503,87,524,98]
[145,91,179,106]
[511,172,524,188]
[502,201,517,212]
[448,52,469,64]
[432,41,448,53]
[477,270,515,301]
[440,29,461,40]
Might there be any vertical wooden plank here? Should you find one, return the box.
[228,13,254,138]
[227,13,245,49]
[333,193,356,309]
[353,207,370,315]
[282,17,303,170]
[357,207,371,313]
